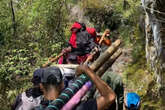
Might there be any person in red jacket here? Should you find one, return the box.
[86,27,98,44]
[69,22,82,49]
[59,22,98,64]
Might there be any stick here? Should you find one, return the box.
[53,64,79,69]
[42,53,63,68]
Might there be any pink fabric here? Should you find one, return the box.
[61,81,92,110]
[69,32,77,48]
[58,56,64,64]
[77,54,90,64]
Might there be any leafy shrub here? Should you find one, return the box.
[0,0,70,108]
[0,49,36,109]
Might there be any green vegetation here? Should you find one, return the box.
[81,0,161,109]
[0,0,69,109]
[0,0,161,109]
[123,56,161,110]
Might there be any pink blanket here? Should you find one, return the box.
[61,81,92,110]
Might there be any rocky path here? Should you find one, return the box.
[110,48,132,76]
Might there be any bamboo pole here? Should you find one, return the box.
[90,39,121,71]
[96,48,122,77]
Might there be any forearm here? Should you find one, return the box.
[76,65,116,110]
[85,68,115,98]
[99,34,105,44]
[99,38,103,44]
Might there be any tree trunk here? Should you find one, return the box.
[141,0,165,108]
[10,0,16,38]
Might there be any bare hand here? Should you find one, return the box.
[87,54,93,61]
[62,47,72,54]
[66,46,72,52]
[76,65,89,76]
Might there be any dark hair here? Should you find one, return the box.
[32,68,43,85]
[31,76,41,86]
[66,53,78,64]
[80,23,86,31]
[42,74,62,91]
[125,104,139,110]
[95,25,101,33]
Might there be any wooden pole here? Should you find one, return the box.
[52,64,79,69]
[90,39,121,71]
[96,48,122,77]
[52,49,121,73]
[42,53,63,68]
[49,39,121,71]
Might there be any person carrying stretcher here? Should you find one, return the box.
[34,65,116,110]
[96,29,111,46]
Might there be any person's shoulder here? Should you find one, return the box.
[75,99,97,110]
[103,72,122,81]
[21,91,42,108]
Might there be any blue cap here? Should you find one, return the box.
[126,92,140,110]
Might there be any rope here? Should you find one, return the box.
[140,5,165,23]
[140,5,165,15]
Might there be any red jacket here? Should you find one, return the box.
[86,27,96,38]
[69,22,82,48]
[69,22,97,56]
